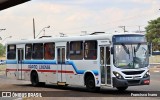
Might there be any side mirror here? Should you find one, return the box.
[111,47,114,54]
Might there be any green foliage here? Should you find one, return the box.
[0,43,5,57]
[145,17,160,51]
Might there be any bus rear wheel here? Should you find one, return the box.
[31,72,39,87]
[116,86,128,91]
[85,75,100,92]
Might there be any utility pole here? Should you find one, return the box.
[33,18,36,39]
[118,26,127,33]
[138,26,141,33]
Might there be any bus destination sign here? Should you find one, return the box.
[113,35,146,43]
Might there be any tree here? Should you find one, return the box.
[145,17,160,51]
[0,43,5,57]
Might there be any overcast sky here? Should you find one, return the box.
[0,0,160,43]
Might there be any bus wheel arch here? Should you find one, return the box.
[84,72,100,91]
[30,70,40,87]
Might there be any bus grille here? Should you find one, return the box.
[122,70,144,75]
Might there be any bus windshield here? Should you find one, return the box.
[113,43,149,69]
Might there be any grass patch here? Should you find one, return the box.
[0,65,6,75]
[149,55,160,63]
[0,57,6,60]
[0,65,6,70]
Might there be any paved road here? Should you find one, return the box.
[0,72,159,100]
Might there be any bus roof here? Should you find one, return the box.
[6,32,144,45]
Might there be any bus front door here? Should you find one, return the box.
[17,48,24,80]
[57,47,66,85]
[100,46,111,85]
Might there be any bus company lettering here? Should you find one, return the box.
[28,65,50,69]
[28,65,38,69]
[39,65,50,69]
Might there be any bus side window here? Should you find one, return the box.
[32,43,43,59]
[66,42,70,59]
[25,44,32,59]
[7,45,16,59]
[44,43,55,59]
[70,41,83,60]
[106,47,110,65]
[84,40,97,60]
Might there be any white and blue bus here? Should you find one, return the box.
[6,32,150,91]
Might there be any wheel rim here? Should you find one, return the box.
[86,77,95,89]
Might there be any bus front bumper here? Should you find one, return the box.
[112,77,150,87]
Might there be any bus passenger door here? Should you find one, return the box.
[57,47,66,83]
[100,46,111,85]
[17,48,24,80]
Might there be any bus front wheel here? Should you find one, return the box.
[116,86,128,91]
[85,75,100,92]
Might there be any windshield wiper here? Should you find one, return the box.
[121,43,130,59]
[135,43,141,52]
[134,47,136,57]
[133,43,141,57]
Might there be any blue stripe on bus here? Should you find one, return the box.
[65,61,85,74]
[6,60,17,64]
[6,60,56,64]
[23,60,57,64]
[65,61,99,75]
[6,60,99,75]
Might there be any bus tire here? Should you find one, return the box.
[116,86,128,91]
[31,71,39,87]
[85,75,100,92]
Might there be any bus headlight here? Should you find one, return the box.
[143,71,150,78]
[113,71,124,79]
